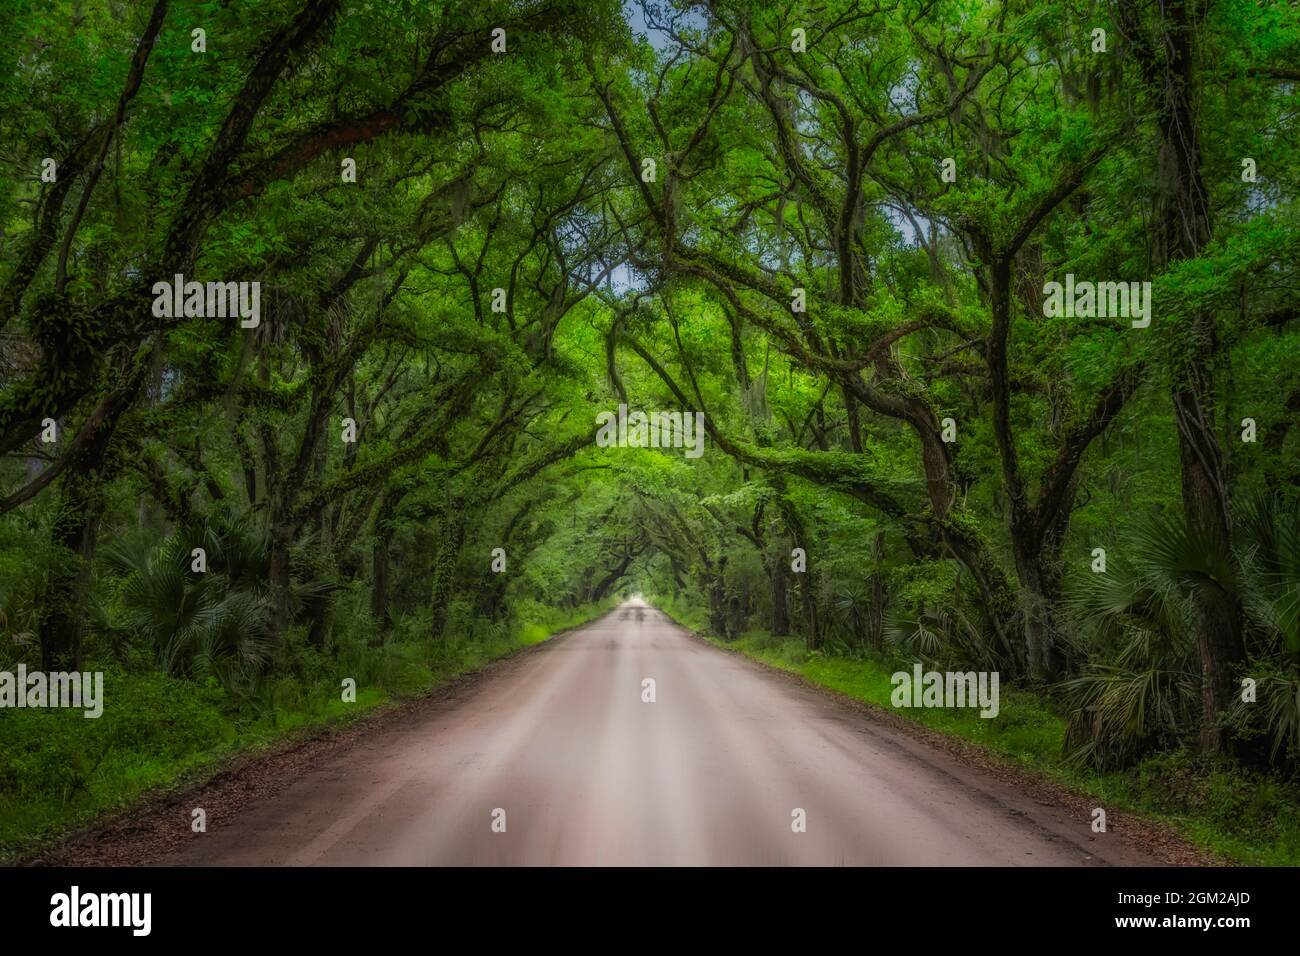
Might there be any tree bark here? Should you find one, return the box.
[39,470,103,672]
[37,346,151,670]
[1129,0,1247,753]
[371,534,391,631]
[770,553,790,636]
[867,530,885,650]
[268,525,294,651]
[429,501,466,639]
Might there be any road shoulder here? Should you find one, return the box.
[23,618,598,867]
[659,611,1224,867]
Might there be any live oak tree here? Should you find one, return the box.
[591,0,1298,722]
[2,0,1299,780]
[1,0,623,665]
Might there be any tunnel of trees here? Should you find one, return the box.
[2,0,1299,849]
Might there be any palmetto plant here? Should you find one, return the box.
[1229,494,1300,765]
[1061,514,1213,768]
[1063,494,1300,770]
[1233,671,1300,767]
[1235,493,1300,655]
[882,598,999,670]
[883,606,945,660]
[829,582,870,646]
[99,512,279,680]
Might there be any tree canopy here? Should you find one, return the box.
[2,0,1299,795]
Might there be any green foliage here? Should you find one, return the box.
[1,0,1299,860]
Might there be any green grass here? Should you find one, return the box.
[0,598,615,862]
[652,597,1300,866]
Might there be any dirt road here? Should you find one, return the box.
[159,599,1162,866]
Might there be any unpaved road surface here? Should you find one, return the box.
[159,600,1162,866]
